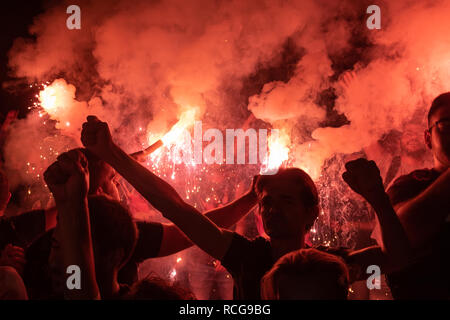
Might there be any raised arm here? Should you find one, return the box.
[342,158,413,281]
[44,149,99,300]
[81,116,235,260]
[158,185,257,257]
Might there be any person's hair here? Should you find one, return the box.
[261,248,349,300]
[428,92,450,126]
[87,195,138,270]
[123,275,196,300]
[255,168,319,229]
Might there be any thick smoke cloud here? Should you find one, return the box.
[2,0,448,214]
[292,0,450,176]
[5,0,368,179]
[9,0,345,135]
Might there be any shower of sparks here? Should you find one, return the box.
[19,81,74,206]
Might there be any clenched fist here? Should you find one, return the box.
[81,115,115,160]
[44,149,89,204]
[342,158,385,202]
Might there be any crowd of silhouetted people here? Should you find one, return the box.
[0,93,449,300]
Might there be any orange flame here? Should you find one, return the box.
[260,128,290,174]
[38,80,72,118]
[36,79,88,133]
[160,107,198,146]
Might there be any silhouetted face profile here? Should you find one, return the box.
[73,148,120,201]
[426,103,450,168]
[88,160,120,201]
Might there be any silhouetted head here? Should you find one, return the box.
[401,123,425,159]
[255,168,319,239]
[49,195,138,297]
[123,275,196,300]
[425,92,450,170]
[261,248,349,300]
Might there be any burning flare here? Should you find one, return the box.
[260,128,290,175]
[36,78,89,134]
[38,79,72,119]
[132,107,199,162]
[160,108,198,146]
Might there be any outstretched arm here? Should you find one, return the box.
[158,188,257,257]
[342,158,413,281]
[81,116,236,260]
[44,149,99,300]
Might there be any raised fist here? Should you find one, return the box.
[342,158,385,201]
[81,115,114,159]
[44,149,89,204]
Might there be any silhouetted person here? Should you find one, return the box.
[371,92,450,299]
[43,149,138,299]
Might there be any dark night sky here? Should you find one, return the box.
[0,1,45,121]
